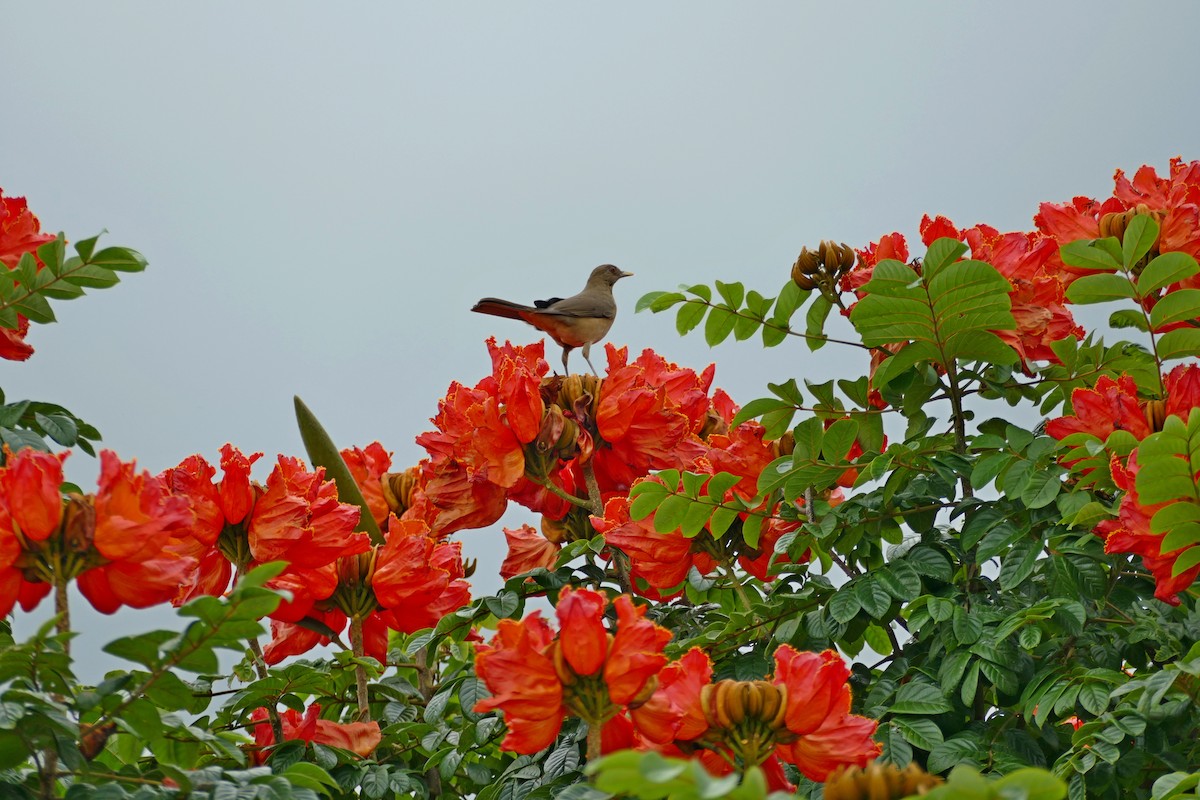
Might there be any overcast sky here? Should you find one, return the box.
[4,2,1199,672]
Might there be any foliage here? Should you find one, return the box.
[2,160,1200,799]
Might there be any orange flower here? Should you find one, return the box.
[481,338,549,445]
[592,345,712,492]
[1046,375,1154,466]
[251,703,380,763]
[591,494,714,600]
[474,612,565,753]
[474,588,675,754]
[645,645,879,784]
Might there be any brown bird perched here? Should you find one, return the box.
[471,264,633,375]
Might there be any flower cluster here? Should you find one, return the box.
[412,338,834,597]
[161,443,471,663]
[250,703,381,764]
[474,589,879,790]
[0,448,194,615]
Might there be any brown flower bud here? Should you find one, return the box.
[62,493,96,553]
[559,374,602,419]
[823,761,943,800]
[337,549,378,587]
[1143,398,1167,432]
[771,431,795,457]
[382,467,420,515]
[698,407,729,441]
[541,515,569,545]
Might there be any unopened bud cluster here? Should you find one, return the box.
[823,761,943,800]
[1099,205,1166,271]
[699,679,792,766]
[792,240,857,292]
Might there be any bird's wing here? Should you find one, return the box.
[541,292,617,319]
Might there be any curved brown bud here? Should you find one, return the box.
[63,493,96,553]
[381,467,420,515]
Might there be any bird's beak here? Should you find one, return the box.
[620,270,634,278]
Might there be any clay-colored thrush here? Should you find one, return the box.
[471,264,633,375]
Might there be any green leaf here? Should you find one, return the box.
[1109,308,1150,331]
[1065,272,1135,304]
[90,246,148,272]
[1150,289,1200,330]
[994,768,1068,800]
[1123,214,1160,268]
[805,293,832,351]
[294,396,383,545]
[891,681,953,715]
[676,301,706,335]
[704,305,737,345]
[1138,251,1200,294]
[855,578,892,619]
[828,589,861,624]
[1059,239,1121,272]
[637,290,684,313]
[849,256,1015,373]
[1159,328,1200,361]
[894,716,945,751]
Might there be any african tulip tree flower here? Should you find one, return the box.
[163,447,369,618]
[647,646,880,786]
[250,703,380,764]
[473,587,676,754]
[262,516,470,664]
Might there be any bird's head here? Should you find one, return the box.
[589,264,634,288]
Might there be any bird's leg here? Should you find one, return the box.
[582,343,599,377]
[561,345,573,376]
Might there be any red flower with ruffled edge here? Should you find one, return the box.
[0,449,68,615]
[1095,451,1200,606]
[480,338,549,445]
[76,452,195,613]
[771,646,881,781]
[592,345,714,492]
[474,611,565,753]
[0,190,57,360]
[499,524,562,580]
[341,442,392,528]
[251,703,381,764]
[591,494,715,600]
[1045,374,1153,462]
[474,588,676,754]
[841,232,909,296]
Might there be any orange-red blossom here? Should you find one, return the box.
[650,645,881,788]
[473,587,676,754]
[250,703,380,764]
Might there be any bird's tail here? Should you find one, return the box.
[471,298,534,320]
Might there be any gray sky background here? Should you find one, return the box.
[4,2,1199,672]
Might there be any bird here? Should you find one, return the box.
[471,264,633,375]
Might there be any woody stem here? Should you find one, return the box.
[349,615,371,721]
[247,638,285,746]
[586,722,602,763]
[581,460,631,593]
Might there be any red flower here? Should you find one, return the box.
[341,442,392,529]
[2,449,66,542]
[842,232,909,296]
[499,524,562,580]
[592,346,713,492]
[249,456,367,568]
[251,703,380,763]
[474,611,565,753]
[1046,375,1153,446]
[591,494,714,600]
[1095,451,1200,606]
[372,517,472,631]
[1164,364,1200,422]
[481,338,549,445]
[76,452,195,613]
[474,588,675,754]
